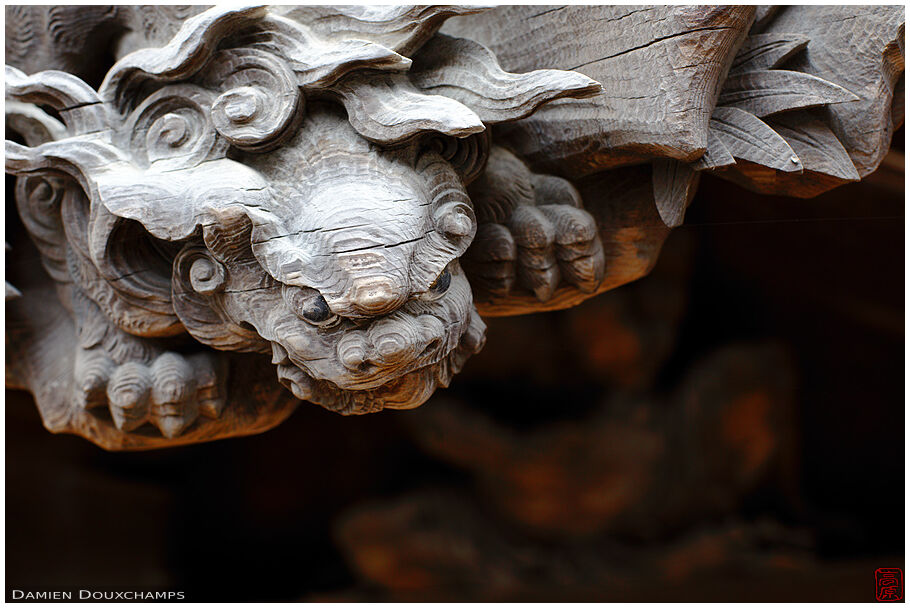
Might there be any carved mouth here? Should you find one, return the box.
[275,309,486,414]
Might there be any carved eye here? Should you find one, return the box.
[283,286,339,327]
[426,268,452,299]
[430,269,452,294]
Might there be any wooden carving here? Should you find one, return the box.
[5,5,904,449]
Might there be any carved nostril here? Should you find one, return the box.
[421,338,442,358]
[338,333,369,371]
[350,277,405,315]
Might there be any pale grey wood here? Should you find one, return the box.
[767,112,861,182]
[718,69,859,118]
[750,6,780,34]
[410,33,601,124]
[3,4,904,448]
[710,106,802,173]
[443,5,756,177]
[706,5,903,196]
[761,6,905,177]
[728,33,810,74]
[464,145,605,303]
[3,4,599,447]
[652,160,700,229]
[691,129,736,172]
[716,110,862,197]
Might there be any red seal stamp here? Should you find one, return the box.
[876,568,903,601]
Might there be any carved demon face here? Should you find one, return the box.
[5,6,598,414]
[171,105,488,413]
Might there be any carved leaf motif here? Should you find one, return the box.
[729,33,810,74]
[765,112,861,181]
[709,106,802,172]
[410,34,601,125]
[757,5,904,177]
[719,69,859,118]
[328,73,485,145]
[691,129,736,172]
[652,159,699,228]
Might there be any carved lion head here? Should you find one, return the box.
[6,6,600,414]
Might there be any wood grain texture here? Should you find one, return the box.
[728,33,809,74]
[710,106,802,173]
[714,110,862,197]
[473,163,670,316]
[761,6,904,177]
[443,5,755,177]
[704,6,903,197]
[4,4,599,447]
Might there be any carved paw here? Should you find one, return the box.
[73,348,227,438]
[464,145,605,301]
[509,201,605,301]
[465,161,605,301]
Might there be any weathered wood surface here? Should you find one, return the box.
[4,5,599,447]
[445,6,756,177]
[446,4,903,315]
[4,4,905,448]
[706,5,904,197]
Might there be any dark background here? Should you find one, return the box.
[6,133,904,602]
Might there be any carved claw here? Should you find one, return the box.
[74,348,227,438]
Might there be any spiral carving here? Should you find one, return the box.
[15,174,71,284]
[188,256,227,296]
[125,84,221,170]
[173,243,269,354]
[205,48,302,152]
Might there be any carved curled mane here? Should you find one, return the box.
[98,5,602,148]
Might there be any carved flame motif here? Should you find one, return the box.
[5,5,601,437]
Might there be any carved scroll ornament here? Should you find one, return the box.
[5,5,904,449]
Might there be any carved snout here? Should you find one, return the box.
[348,276,408,316]
[337,315,446,372]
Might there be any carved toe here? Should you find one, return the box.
[149,353,200,438]
[189,352,227,419]
[540,205,605,293]
[73,348,115,410]
[106,362,152,432]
